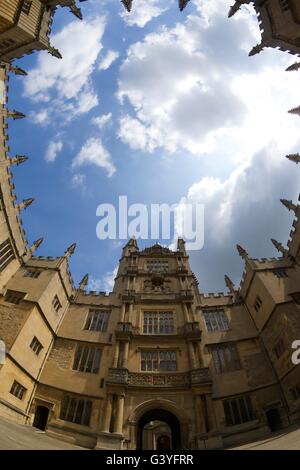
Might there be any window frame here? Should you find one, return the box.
[203,309,229,332]
[211,343,241,374]
[140,349,177,372]
[143,311,175,335]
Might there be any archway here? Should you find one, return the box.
[33,405,49,431]
[137,408,181,450]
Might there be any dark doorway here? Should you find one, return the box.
[266,408,282,432]
[33,405,49,431]
[137,409,181,450]
[157,435,171,450]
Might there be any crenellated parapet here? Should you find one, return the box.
[0,64,31,289]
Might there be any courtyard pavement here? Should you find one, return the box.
[0,416,83,450]
[230,424,300,450]
[0,415,299,450]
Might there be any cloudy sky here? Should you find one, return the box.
[8,0,300,293]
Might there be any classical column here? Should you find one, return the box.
[205,394,217,432]
[113,341,120,368]
[122,341,130,369]
[194,395,206,435]
[188,341,197,369]
[183,303,190,322]
[197,342,204,367]
[128,303,133,323]
[114,394,125,435]
[120,304,126,323]
[102,394,113,433]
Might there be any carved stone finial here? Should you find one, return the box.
[228,1,243,18]
[225,275,235,293]
[286,154,300,164]
[79,273,89,290]
[121,0,133,12]
[64,243,77,258]
[48,46,62,59]
[271,238,288,256]
[236,244,248,260]
[249,42,265,57]
[10,155,28,166]
[286,62,300,72]
[280,198,297,213]
[17,198,34,211]
[288,105,300,116]
[31,238,44,253]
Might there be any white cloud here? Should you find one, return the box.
[99,50,119,70]
[118,3,300,161]
[88,266,118,293]
[24,16,106,122]
[120,0,168,27]
[92,112,112,129]
[72,137,116,177]
[71,173,86,190]
[45,140,63,162]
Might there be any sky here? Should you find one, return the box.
[7,0,300,293]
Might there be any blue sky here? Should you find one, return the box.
[8,0,300,293]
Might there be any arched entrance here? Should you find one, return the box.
[137,409,181,450]
[33,405,49,431]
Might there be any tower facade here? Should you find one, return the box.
[1,233,300,449]
[0,0,82,62]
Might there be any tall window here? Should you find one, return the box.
[203,309,229,332]
[290,383,300,401]
[30,337,43,356]
[10,381,26,400]
[22,1,32,15]
[60,396,92,426]
[211,344,241,374]
[291,293,300,306]
[0,239,15,272]
[273,269,288,279]
[143,311,174,334]
[223,396,255,426]
[147,260,169,272]
[24,269,41,279]
[253,296,262,312]
[273,338,286,359]
[141,350,177,371]
[52,295,62,313]
[84,310,110,332]
[4,290,25,304]
[279,0,290,12]
[72,345,101,374]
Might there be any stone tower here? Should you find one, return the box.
[0,0,82,62]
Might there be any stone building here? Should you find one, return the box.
[229,0,300,57]
[0,0,300,451]
[0,0,82,62]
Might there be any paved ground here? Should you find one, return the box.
[0,415,300,450]
[230,424,300,450]
[0,416,83,450]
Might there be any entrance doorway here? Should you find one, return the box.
[33,405,49,431]
[266,408,282,432]
[137,409,181,450]
[157,435,171,450]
